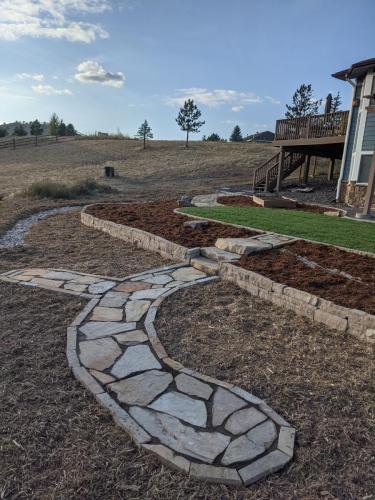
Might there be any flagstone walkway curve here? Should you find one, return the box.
[1,264,295,487]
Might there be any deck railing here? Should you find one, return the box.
[274,110,349,141]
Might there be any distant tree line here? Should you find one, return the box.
[0,113,77,138]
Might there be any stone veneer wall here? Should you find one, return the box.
[81,207,200,262]
[218,263,375,344]
[339,181,374,208]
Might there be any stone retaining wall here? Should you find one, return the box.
[218,262,375,344]
[81,207,200,263]
[82,206,375,344]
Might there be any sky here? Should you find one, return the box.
[0,0,374,139]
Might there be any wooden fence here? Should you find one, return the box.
[0,135,75,150]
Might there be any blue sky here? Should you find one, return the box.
[0,0,373,139]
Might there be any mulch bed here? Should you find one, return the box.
[238,241,375,314]
[156,281,375,499]
[218,195,336,214]
[86,201,258,247]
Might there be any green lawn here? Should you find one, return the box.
[180,206,375,254]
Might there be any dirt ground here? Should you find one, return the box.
[86,201,258,247]
[156,282,375,499]
[0,211,167,276]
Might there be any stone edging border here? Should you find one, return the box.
[81,207,375,344]
[81,206,200,262]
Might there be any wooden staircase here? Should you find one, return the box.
[252,151,306,192]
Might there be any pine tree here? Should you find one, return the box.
[136,120,153,149]
[30,119,43,136]
[48,113,60,136]
[0,126,7,138]
[58,120,66,136]
[331,91,342,113]
[230,125,243,142]
[66,123,76,136]
[13,123,28,136]
[285,84,321,118]
[176,99,205,148]
[206,133,221,142]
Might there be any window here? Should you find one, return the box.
[358,154,373,183]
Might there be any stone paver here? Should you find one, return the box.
[111,344,161,378]
[225,407,267,435]
[130,288,166,300]
[125,300,150,321]
[99,291,129,307]
[171,267,206,282]
[80,321,136,339]
[149,391,207,427]
[115,282,152,293]
[175,373,213,400]
[114,330,148,344]
[91,306,123,322]
[130,407,231,463]
[79,338,122,371]
[88,281,116,294]
[109,370,173,405]
[144,274,173,285]
[212,387,247,426]
[1,262,296,487]
[215,238,272,255]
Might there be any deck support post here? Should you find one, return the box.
[303,155,311,185]
[328,158,335,181]
[361,150,375,217]
[276,147,285,192]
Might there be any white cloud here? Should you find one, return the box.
[75,60,125,88]
[231,105,244,112]
[265,95,281,105]
[165,88,262,108]
[0,0,110,43]
[16,73,44,81]
[32,84,72,95]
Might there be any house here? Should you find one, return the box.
[332,58,375,213]
[252,57,375,214]
[246,131,275,143]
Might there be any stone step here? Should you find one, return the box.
[215,238,272,255]
[190,257,219,275]
[201,247,241,262]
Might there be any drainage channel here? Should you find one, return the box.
[0,206,81,248]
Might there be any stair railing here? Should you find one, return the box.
[252,152,279,191]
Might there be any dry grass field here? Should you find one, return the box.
[0,138,274,234]
[0,138,273,197]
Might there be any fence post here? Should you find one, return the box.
[12,138,16,150]
[56,135,58,142]
[35,135,38,146]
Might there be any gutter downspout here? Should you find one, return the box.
[335,77,357,201]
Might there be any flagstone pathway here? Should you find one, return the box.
[0,263,295,487]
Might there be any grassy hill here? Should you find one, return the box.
[0,139,274,199]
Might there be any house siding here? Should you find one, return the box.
[342,106,359,180]
[362,112,375,151]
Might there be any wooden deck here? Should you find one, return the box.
[272,111,349,147]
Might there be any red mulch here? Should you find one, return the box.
[238,243,375,314]
[86,201,258,247]
[218,195,336,214]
